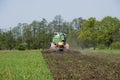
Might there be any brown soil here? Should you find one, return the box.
[81,51,120,63]
[42,50,120,80]
[42,49,81,54]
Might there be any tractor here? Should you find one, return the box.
[50,32,69,51]
[42,32,80,54]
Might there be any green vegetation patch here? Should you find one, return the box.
[85,49,120,54]
[0,50,53,80]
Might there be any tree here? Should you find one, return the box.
[0,32,4,49]
[78,17,98,49]
[97,16,120,48]
[0,16,119,50]
[71,17,86,30]
[23,23,32,49]
[5,28,15,50]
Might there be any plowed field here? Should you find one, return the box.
[43,50,120,80]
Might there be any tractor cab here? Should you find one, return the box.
[53,32,66,45]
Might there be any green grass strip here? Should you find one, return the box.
[84,49,120,54]
[0,50,53,80]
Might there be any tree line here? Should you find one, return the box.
[0,15,120,50]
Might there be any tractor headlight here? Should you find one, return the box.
[58,42,63,46]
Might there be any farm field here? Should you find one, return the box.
[0,50,120,80]
[0,50,53,80]
[84,49,120,54]
[82,49,120,63]
[43,50,120,80]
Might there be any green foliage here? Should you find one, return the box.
[78,16,120,49]
[97,44,106,50]
[78,17,98,48]
[110,42,120,49]
[98,16,120,46]
[0,16,120,50]
[0,50,53,80]
[0,46,2,50]
[16,44,26,50]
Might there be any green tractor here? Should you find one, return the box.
[50,32,69,51]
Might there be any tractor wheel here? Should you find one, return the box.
[50,43,56,49]
[65,43,69,49]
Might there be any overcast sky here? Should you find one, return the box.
[0,0,120,29]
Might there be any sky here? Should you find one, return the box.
[0,0,120,29]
